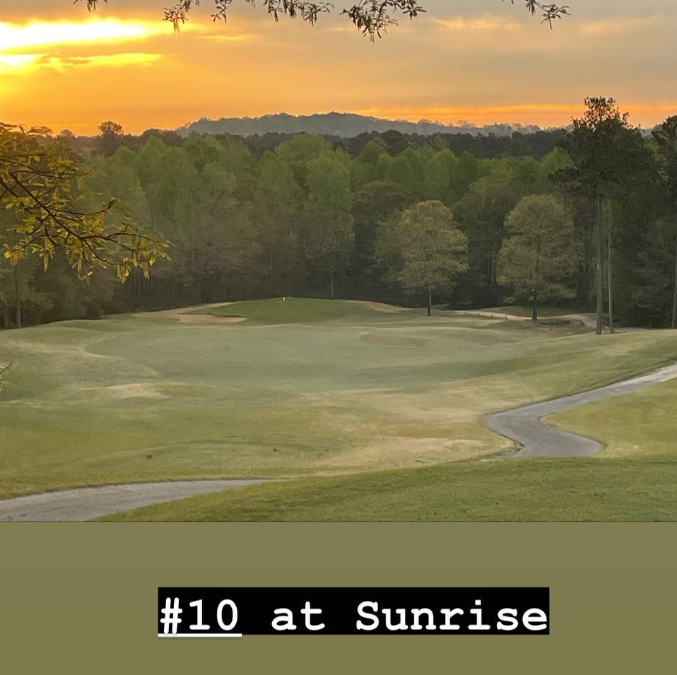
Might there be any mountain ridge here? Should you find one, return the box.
[178,111,548,138]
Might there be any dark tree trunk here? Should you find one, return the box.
[427,287,432,317]
[532,226,542,322]
[577,213,594,308]
[330,269,335,300]
[596,193,604,335]
[672,227,677,329]
[14,265,21,329]
[607,199,615,334]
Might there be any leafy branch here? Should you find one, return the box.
[77,1,570,39]
[0,123,169,282]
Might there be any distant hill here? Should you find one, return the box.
[178,112,544,138]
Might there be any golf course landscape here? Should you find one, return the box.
[1,297,675,521]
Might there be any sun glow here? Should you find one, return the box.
[0,19,170,53]
[1,5,676,135]
[356,103,677,128]
[0,54,41,71]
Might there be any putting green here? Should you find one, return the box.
[1,298,676,502]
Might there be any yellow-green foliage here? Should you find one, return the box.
[0,123,169,280]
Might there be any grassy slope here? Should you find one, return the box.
[104,377,677,522]
[100,457,677,522]
[2,298,676,509]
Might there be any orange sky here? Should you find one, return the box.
[1,1,677,134]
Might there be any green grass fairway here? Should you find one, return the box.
[1,297,676,515]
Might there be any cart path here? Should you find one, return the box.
[3,364,676,520]
[0,479,267,522]
[482,362,677,458]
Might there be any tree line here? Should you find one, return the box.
[2,97,676,330]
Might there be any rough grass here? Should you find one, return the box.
[1,298,676,505]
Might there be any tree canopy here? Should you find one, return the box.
[78,1,570,38]
[377,200,468,315]
[0,123,169,282]
[651,116,677,328]
[3,101,677,334]
[497,194,580,320]
[555,98,654,334]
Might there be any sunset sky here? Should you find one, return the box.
[1,0,676,134]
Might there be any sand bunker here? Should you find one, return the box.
[144,303,246,326]
[452,310,528,321]
[175,314,246,326]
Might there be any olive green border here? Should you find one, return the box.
[1,524,674,673]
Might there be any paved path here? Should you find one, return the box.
[4,363,675,519]
[0,480,266,522]
[483,363,677,457]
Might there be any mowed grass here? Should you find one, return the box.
[104,353,677,521]
[196,297,389,323]
[1,298,677,509]
[106,365,677,522]
[547,377,677,459]
[101,457,677,522]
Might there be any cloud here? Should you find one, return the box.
[3,2,677,134]
[199,33,256,43]
[437,15,522,32]
[45,53,162,71]
[579,15,673,37]
[0,54,41,69]
[355,101,677,129]
[356,103,580,125]
[0,52,162,75]
[0,19,174,53]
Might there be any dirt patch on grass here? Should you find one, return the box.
[86,383,170,399]
[452,310,529,321]
[318,436,487,470]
